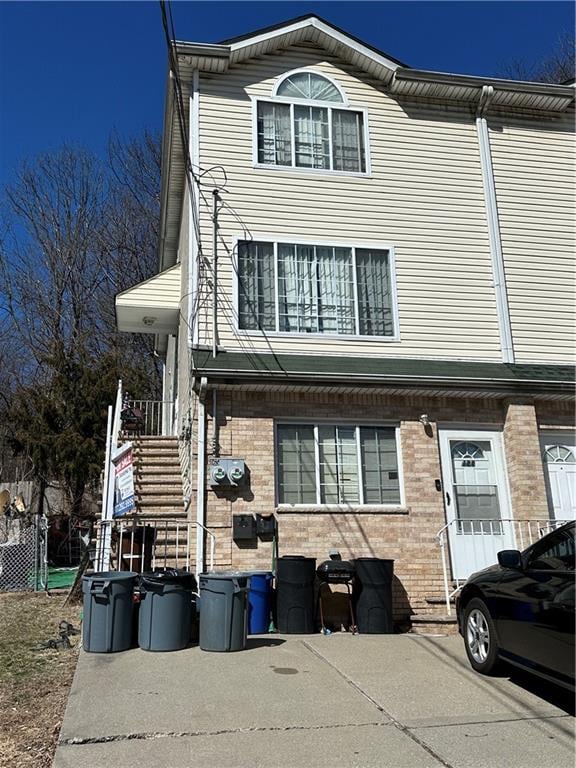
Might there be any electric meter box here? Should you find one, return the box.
[233,514,256,540]
[209,458,247,488]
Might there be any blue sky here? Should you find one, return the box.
[0,1,574,187]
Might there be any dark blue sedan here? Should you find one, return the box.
[457,521,574,692]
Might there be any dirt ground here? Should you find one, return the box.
[0,592,82,768]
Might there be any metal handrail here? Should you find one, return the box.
[436,517,571,616]
[128,399,175,436]
[95,515,215,575]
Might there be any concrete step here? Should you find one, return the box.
[125,507,188,527]
[135,466,181,477]
[134,507,187,518]
[135,475,182,486]
[134,441,179,450]
[136,496,185,509]
[134,456,181,467]
[425,596,455,606]
[410,613,459,636]
[123,511,189,522]
[135,484,183,496]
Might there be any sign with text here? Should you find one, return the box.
[113,447,135,518]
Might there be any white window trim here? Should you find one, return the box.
[250,95,372,178]
[232,234,400,342]
[273,419,405,508]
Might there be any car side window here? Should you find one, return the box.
[527,527,575,571]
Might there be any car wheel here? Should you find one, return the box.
[463,597,501,675]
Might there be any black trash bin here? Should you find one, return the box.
[82,571,137,653]
[138,569,197,651]
[276,556,316,633]
[353,558,394,634]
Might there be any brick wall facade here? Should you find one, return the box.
[183,389,574,623]
[502,400,549,521]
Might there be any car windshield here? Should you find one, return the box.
[527,524,575,571]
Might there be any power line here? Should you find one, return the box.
[158,0,285,378]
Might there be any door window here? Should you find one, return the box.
[544,445,575,463]
[451,440,501,533]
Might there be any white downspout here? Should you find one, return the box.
[476,85,515,363]
[188,69,200,348]
[195,376,208,576]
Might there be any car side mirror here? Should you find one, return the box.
[498,550,523,569]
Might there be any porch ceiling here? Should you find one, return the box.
[115,263,181,335]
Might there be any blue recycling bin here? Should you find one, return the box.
[247,571,273,634]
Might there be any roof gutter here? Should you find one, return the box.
[175,41,230,59]
[158,70,176,271]
[191,367,573,394]
[393,68,575,96]
[391,67,575,112]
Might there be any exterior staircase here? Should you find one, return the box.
[117,436,192,570]
[133,436,184,518]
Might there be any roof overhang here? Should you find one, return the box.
[391,68,576,113]
[115,263,181,335]
[190,351,576,402]
[175,15,404,84]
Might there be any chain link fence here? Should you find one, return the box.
[0,514,47,592]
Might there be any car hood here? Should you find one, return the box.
[467,563,501,583]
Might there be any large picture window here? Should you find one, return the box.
[237,240,396,338]
[276,424,401,505]
[256,71,367,174]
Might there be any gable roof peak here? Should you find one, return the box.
[217,13,408,74]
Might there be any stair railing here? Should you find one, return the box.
[128,400,175,436]
[436,517,571,616]
[94,516,216,575]
[96,380,124,571]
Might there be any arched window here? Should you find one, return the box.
[544,445,575,463]
[256,70,367,174]
[275,72,344,102]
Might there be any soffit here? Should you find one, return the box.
[116,263,181,335]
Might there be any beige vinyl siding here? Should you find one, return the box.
[116,263,181,309]
[196,44,501,360]
[489,110,575,364]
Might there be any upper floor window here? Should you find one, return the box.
[256,71,367,174]
[237,239,397,338]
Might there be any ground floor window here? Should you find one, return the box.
[276,423,401,505]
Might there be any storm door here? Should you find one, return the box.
[541,434,576,521]
[439,429,515,580]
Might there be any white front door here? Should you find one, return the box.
[541,434,576,521]
[439,429,515,581]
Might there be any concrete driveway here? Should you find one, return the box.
[54,633,574,768]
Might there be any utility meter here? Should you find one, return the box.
[209,458,247,488]
[228,463,245,484]
[210,465,227,485]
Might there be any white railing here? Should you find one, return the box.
[128,400,174,436]
[96,380,124,570]
[95,516,215,576]
[437,517,571,616]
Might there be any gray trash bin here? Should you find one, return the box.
[138,569,197,651]
[199,571,249,652]
[82,571,137,653]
